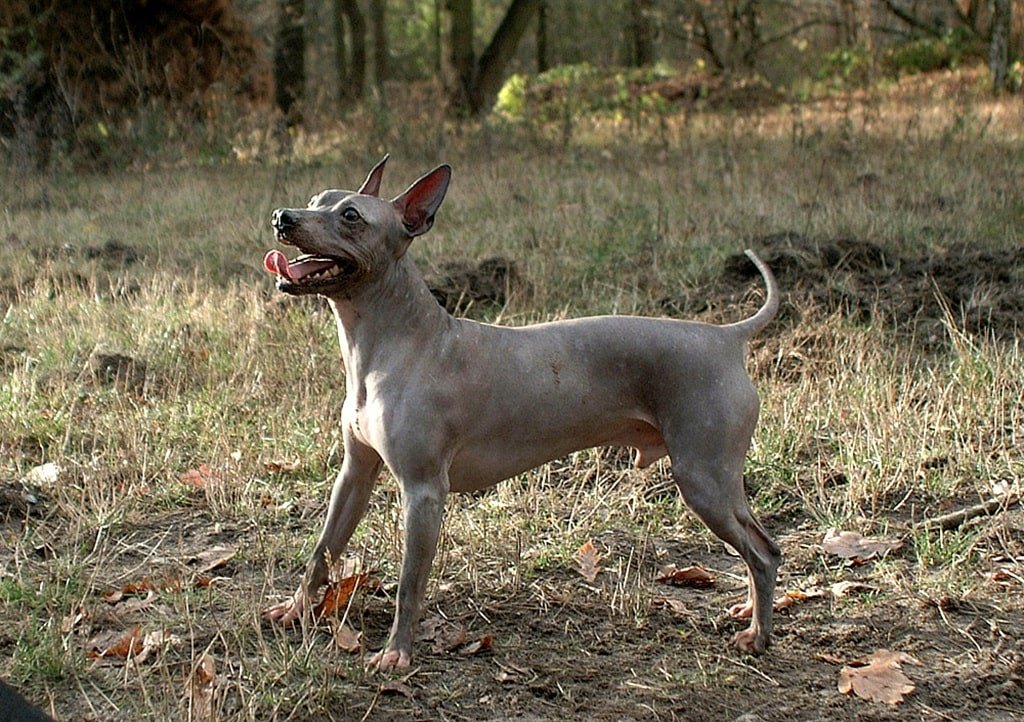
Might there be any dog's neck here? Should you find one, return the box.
[326,253,452,388]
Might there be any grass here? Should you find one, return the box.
[1,66,1023,720]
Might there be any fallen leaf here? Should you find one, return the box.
[314,573,371,618]
[61,607,86,634]
[459,634,493,657]
[192,546,237,575]
[822,529,903,564]
[330,620,363,653]
[773,587,824,611]
[180,464,217,489]
[651,595,691,616]
[117,589,160,615]
[838,649,918,705]
[575,540,602,583]
[431,624,469,654]
[264,459,299,473]
[190,652,216,721]
[87,626,143,660]
[379,680,414,698]
[831,580,877,598]
[103,577,157,604]
[655,564,716,589]
[134,629,180,664]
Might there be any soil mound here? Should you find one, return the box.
[426,256,527,314]
[1,0,271,161]
[673,232,1024,343]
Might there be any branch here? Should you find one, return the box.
[914,494,1020,531]
[879,0,943,37]
[743,17,833,65]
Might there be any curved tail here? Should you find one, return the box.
[729,249,779,338]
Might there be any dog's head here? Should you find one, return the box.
[265,155,451,296]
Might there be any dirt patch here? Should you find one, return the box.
[666,232,1024,346]
[426,256,528,315]
[85,351,147,393]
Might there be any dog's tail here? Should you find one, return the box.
[729,249,779,338]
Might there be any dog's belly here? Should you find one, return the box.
[445,418,667,492]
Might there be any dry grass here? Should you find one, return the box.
[1,67,1023,720]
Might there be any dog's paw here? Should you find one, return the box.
[262,596,304,625]
[727,600,754,619]
[732,627,767,654]
[366,648,412,672]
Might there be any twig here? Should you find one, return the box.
[717,653,780,687]
[914,494,1020,531]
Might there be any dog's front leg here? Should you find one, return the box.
[367,475,448,671]
[264,432,382,624]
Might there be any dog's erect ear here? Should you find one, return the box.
[357,154,389,196]
[392,164,451,238]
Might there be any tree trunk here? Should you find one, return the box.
[536,0,548,73]
[468,0,541,113]
[333,0,348,108]
[989,0,1011,94]
[274,0,305,125]
[370,0,388,87]
[337,0,366,101]
[445,0,475,112]
[629,0,656,66]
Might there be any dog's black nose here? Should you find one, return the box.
[272,209,295,231]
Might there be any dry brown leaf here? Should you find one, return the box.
[117,589,159,615]
[328,620,363,653]
[838,649,918,705]
[87,626,143,660]
[180,464,217,489]
[314,573,372,618]
[61,607,86,634]
[192,546,237,575]
[652,595,691,616]
[575,540,602,583]
[190,652,216,721]
[831,580,877,598]
[103,577,156,604]
[773,587,824,611]
[655,564,716,589]
[822,529,903,564]
[264,459,299,473]
[459,634,493,657]
[431,624,469,654]
[379,680,414,698]
[134,629,180,664]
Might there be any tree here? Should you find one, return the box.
[628,0,657,67]
[370,0,389,87]
[989,0,1011,93]
[444,0,543,115]
[334,0,366,103]
[275,0,306,124]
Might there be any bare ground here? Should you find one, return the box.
[3,232,1023,720]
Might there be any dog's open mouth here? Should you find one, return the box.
[263,250,355,289]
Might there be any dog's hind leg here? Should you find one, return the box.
[663,390,781,653]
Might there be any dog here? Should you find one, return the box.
[262,157,782,670]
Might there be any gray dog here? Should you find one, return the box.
[263,157,782,670]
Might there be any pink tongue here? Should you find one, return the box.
[264,250,294,280]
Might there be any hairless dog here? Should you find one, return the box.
[262,157,782,670]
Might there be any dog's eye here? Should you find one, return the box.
[341,207,362,222]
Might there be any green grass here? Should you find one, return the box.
[1,67,1022,719]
